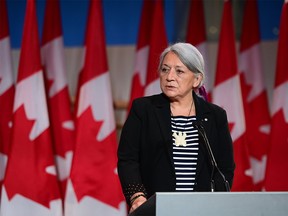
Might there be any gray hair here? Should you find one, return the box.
[158,42,205,87]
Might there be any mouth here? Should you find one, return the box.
[166,85,175,89]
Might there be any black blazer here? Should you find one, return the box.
[118,92,235,201]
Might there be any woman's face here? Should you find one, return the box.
[159,51,201,101]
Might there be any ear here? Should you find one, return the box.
[193,74,203,88]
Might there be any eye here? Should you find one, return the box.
[176,69,184,75]
[160,66,170,73]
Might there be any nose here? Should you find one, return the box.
[166,68,176,81]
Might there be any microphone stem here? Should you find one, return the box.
[197,123,230,192]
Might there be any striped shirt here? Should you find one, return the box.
[171,116,199,192]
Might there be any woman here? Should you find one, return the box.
[117,42,235,213]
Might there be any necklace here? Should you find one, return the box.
[171,99,194,147]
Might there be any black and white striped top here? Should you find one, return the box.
[171,116,199,192]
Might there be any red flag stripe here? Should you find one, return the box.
[136,0,154,50]
[186,0,206,45]
[145,0,168,88]
[186,0,212,96]
[0,0,9,39]
[17,0,42,82]
[78,1,108,85]
[274,0,288,87]
[41,0,62,46]
[214,0,238,86]
[127,0,154,112]
[239,0,260,52]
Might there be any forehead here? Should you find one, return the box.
[162,52,186,67]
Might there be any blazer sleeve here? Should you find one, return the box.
[117,99,147,203]
[213,108,235,190]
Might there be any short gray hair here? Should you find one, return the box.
[158,42,205,88]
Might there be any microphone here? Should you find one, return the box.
[193,120,230,192]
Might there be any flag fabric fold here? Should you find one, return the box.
[212,0,253,191]
[64,0,126,215]
[238,0,271,191]
[128,0,168,114]
[0,0,63,215]
[144,0,168,96]
[264,0,288,191]
[0,0,14,195]
[127,0,154,113]
[41,0,75,197]
[186,0,211,97]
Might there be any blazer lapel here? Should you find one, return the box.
[193,92,213,181]
[153,94,175,167]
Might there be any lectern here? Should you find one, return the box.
[129,192,288,216]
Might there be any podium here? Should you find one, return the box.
[129,192,288,216]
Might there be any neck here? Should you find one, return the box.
[170,97,194,117]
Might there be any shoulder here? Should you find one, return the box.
[132,93,169,108]
[195,94,228,120]
[196,94,225,112]
[127,93,169,118]
[206,101,226,115]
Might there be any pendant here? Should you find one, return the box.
[173,131,187,147]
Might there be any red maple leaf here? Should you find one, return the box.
[228,122,235,133]
[42,65,74,157]
[4,105,61,208]
[71,107,124,208]
[49,88,75,157]
[128,73,145,113]
[266,109,288,190]
[131,72,145,97]
[239,72,270,160]
[0,86,14,155]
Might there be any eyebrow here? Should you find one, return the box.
[162,64,185,69]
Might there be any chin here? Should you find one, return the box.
[164,92,176,98]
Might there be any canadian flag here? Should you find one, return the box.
[212,0,253,191]
[186,0,211,96]
[0,0,14,193]
[144,0,168,96]
[0,0,63,215]
[238,0,271,191]
[264,0,288,191]
[127,0,154,112]
[41,0,75,197]
[64,0,126,215]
